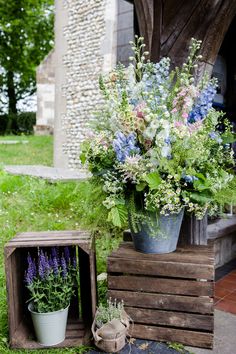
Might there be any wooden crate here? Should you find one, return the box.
[4,230,97,349]
[107,240,214,349]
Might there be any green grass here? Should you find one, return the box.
[0,136,53,166]
[0,136,122,353]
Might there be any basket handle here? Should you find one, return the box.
[91,317,103,342]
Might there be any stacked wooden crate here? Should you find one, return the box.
[107,240,214,348]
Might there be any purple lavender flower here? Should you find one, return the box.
[72,254,77,269]
[64,247,70,265]
[188,84,217,123]
[61,256,67,278]
[25,254,36,285]
[51,247,59,260]
[113,132,140,163]
[38,250,51,280]
[51,256,59,276]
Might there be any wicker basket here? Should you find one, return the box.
[91,310,130,353]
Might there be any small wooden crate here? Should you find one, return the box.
[4,230,97,349]
[107,240,214,349]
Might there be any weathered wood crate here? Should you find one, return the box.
[4,230,97,349]
[107,240,214,349]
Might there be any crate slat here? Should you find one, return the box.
[108,257,214,280]
[131,324,214,348]
[108,275,213,296]
[108,290,213,314]
[125,307,214,331]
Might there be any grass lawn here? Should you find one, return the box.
[0,136,122,353]
[0,136,53,166]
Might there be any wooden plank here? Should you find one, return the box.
[8,235,90,242]
[14,230,90,238]
[108,275,213,296]
[108,290,213,314]
[89,248,98,318]
[108,257,214,280]
[126,307,214,331]
[111,242,214,264]
[130,324,213,348]
[179,214,208,246]
[6,239,91,248]
[11,320,85,349]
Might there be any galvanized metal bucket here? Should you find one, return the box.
[130,209,184,254]
[28,302,69,346]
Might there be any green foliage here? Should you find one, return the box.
[0,112,36,134]
[167,342,189,353]
[108,204,127,228]
[95,298,124,327]
[144,172,161,190]
[0,0,54,113]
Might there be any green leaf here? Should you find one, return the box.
[80,152,87,165]
[107,205,127,228]
[136,182,147,191]
[144,172,162,190]
[190,191,213,204]
[221,132,236,144]
[195,173,206,181]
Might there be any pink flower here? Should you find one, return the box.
[175,121,184,127]
[182,112,188,119]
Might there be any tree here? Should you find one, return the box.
[0,0,54,114]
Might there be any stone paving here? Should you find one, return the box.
[186,309,236,354]
[88,339,190,354]
[4,165,89,181]
[0,140,28,144]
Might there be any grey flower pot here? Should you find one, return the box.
[130,209,184,254]
[28,302,69,346]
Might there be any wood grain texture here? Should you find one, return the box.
[126,307,214,331]
[107,242,214,348]
[108,257,214,280]
[131,324,213,348]
[131,0,236,78]
[108,290,213,314]
[108,275,213,296]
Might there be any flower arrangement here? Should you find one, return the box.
[81,37,235,229]
[25,246,78,313]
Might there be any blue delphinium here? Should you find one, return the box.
[183,175,199,183]
[209,131,222,144]
[188,84,217,123]
[113,132,140,163]
[142,58,170,91]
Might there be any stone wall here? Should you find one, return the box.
[54,0,118,169]
[35,50,55,135]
